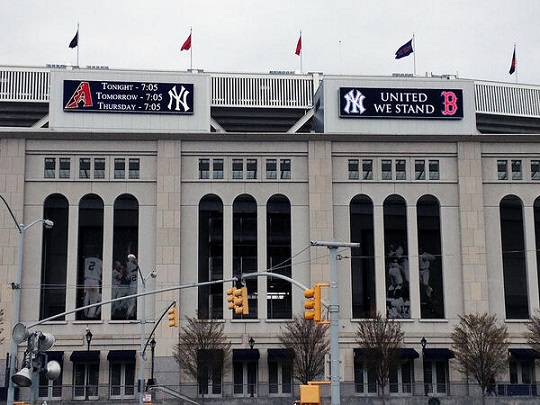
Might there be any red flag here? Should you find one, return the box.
[295,35,302,56]
[509,47,516,75]
[181,34,192,51]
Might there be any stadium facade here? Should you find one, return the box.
[1,65,540,404]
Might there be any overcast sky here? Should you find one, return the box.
[2,0,539,85]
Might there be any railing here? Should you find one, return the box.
[475,80,540,118]
[0,66,50,102]
[25,381,540,403]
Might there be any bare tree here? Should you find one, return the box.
[525,310,540,352]
[355,312,404,398]
[356,312,405,397]
[451,313,509,404]
[173,316,231,396]
[278,314,329,384]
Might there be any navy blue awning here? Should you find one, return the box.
[268,349,294,361]
[107,350,136,362]
[509,349,540,360]
[70,350,100,362]
[354,348,419,359]
[233,349,260,361]
[45,351,64,363]
[423,348,454,359]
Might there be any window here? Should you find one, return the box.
[128,158,140,179]
[362,159,373,180]
[266,159,277,179]
[348,159,359,180]
[246,159,257,179]
[109,361,135,399]
[395,160,406,180]
[79,158,91,179]
[213,159,224,179]
[382,159,392,180]
[38,352,63,400]
[509,359,535,385]
[114,158,126,179]
[415,160,426,180]
[198,349,224,396]
[429,160,440,180]
[59,158,71,179]
[94,158,105,179]
[423,359,450,395]
[268,358,292,395]
[233,360,258,397]
[232,159,244,179]
[354,357,377,394]
[73,362,99,400]
[389,360,414,394]
[44,158,56,178]
[280,159,291,179]
[532,160,540,180]
[199,158,210,179]
[498,160,508,180]
[511,159,522,180]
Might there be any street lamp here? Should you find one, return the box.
[249,337,255,350]
[86,328,93,351]
[1,194,54,405]
[127,254,156,405]
[421,337,427,395]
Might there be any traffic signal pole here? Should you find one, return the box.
[311,241,359,405]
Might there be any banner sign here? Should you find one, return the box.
[339,87,463,119]
[63,80,194,114]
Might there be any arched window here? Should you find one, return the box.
[383,195,409,319]
[111,194,139,321]
[349,195,375,318]
[267,195,291,319]
[41,194,69,320]
[198,194,224,319]
[233,194,257,319]
[500,195,528,319]
[77,194,104,320]
[417,195,444,319]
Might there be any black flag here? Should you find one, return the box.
[69,29,79,49]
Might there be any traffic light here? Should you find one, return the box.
[233,286,249,315]
[304,283,329,323]
[168,306,178,327]
[226,287,237,311]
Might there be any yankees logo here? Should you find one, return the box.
[343,89,366,115]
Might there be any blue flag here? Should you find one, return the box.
[395,39,413,59]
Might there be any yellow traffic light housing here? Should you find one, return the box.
[226,287,236,311]
[168,306,178,327]
[304,283,329,324]
[233,286,249,315]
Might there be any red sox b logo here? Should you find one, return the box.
[441,91,458,116]
[65,82,93,109]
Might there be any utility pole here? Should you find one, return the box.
[311,241,359,405]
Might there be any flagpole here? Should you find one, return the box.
[514,43,517,84]
[190,27,193,71]
[299,30,303,73]
[412,33,416,77]
[76,23,80,67]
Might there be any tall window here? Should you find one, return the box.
[76,194,104,320]
[41,195,68,320]
[108,352,136,399]
[38,352,63,400]
[198,195,224,319]
[280,159,291,179]
[497,160,508,180]
[531,160,540,180]
[500,195,529,319]
[232,159,243,179]
[79,158,91,179]
[348,159,359,180]
[423,358,450,395]
[233,195,258,319]
[266,159,277,179]
[267,195,292,319]
[362,159,373,180]
[233,355,258,397]
[59,158,71,179]
[354,351,377,395]
[213,159,224,179]
[429,160,440,180]
[268,350,292,395]
[128,158,140,179]
[511,159,522,180]
[415,160,426,180]
[44,157,56,178]
[72,359,99,400]
[111,195,139,321]
[395,160,406,180]
[350,195,375,318]
[246,159,257,179]
[384,195,410,319]
[94,158,105,179]
[198,349,224,396]
[417,195,444,319]
[382,159,392,180]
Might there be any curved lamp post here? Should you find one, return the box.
[2,194,53,405]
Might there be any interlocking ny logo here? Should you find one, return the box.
[343,89,366,114]
[167,85,190,112]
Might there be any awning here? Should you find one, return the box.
[423,348,454,359]
[233,349,260,361]
[354,348,419,359]
[268,349,294,361]
[70,350,100,362]
[107,350,136,362]
[509,349,540,360]
[45,351,64,363]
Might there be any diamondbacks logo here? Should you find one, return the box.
[65,81,93,109]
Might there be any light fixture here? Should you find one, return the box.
[420,336,427,351]
[249,337,255,349]
[85,329,93,351]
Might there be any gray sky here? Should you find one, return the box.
[2,0,539,85]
